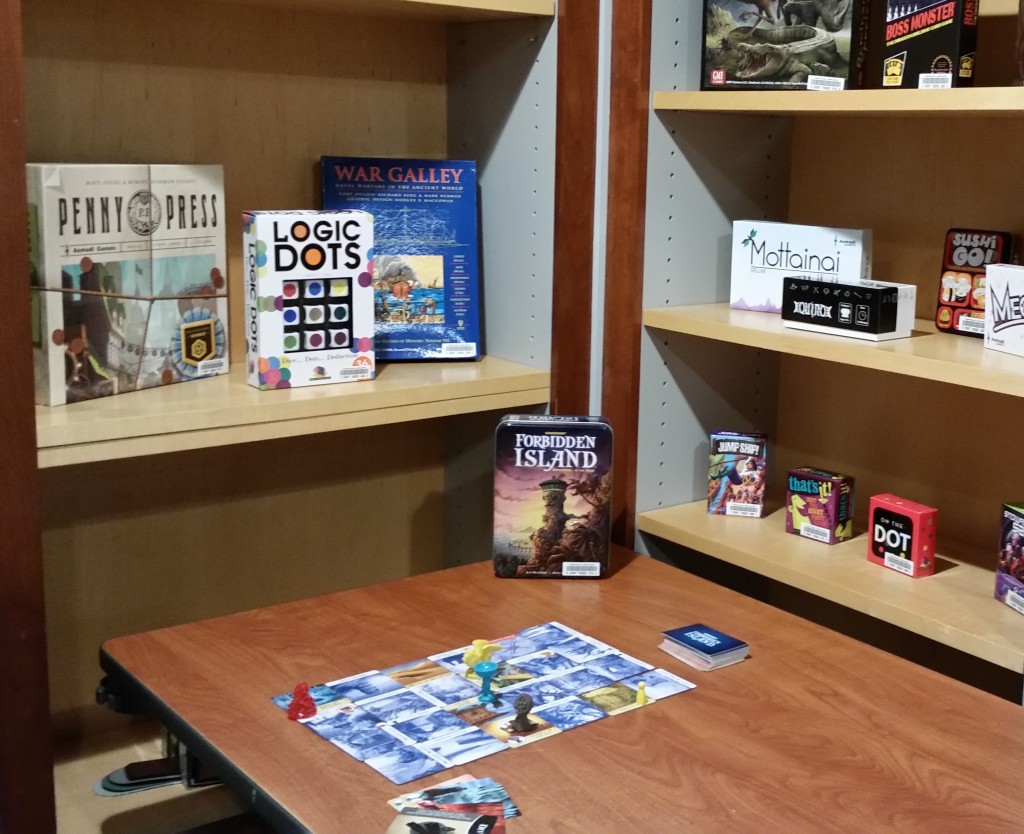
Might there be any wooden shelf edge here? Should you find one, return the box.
[638,502,1024,673]
[652,87,1024,117]
[36,358,550,466]
[643,303,1024,399]
[218,0,554,20]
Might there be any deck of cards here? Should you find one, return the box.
[387,775,518,833]
[659,624,749,671]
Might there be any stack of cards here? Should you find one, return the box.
[387,775,518,833]
[659,624,749,671]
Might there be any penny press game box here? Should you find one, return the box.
[493,415,613,579]
[27,164,229,406]
[882,0,978,88]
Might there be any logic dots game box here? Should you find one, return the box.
[243,211,374,390]
[883,0,977,88]
[867,494,937,577]
[936,229,1021,337]
[707,430,767,518]
[493,415,613,579]
[27,163,229,406]
[786,468,855,545]
[996,502,1024,615]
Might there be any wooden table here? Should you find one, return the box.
[101,548,1024,832]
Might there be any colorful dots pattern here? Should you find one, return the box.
[257,355,293,390]
[330,279,349,297]
[277,276,351,356]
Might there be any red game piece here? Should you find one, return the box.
[286,683,317,720]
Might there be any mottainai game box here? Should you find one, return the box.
[27,163,228,406]
[702,0,870,90]
[882,0,977,88]
[493,415,613,579]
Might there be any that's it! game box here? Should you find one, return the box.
[493,415,613,579]
[786,467,855,545]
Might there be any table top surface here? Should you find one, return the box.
[102,549,1024,833]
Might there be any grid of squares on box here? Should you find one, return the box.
[282,276,351,352]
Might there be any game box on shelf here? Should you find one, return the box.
[27,163,229,406]
[320,157,481,362]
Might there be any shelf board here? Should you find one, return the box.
[36,357,550,468]
[653,87,1024,117]
[643,302,1024,398]
[639,502,1024,672]
[219,0,554,20]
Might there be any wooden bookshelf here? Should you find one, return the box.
[643,303,1024,398]
[218,0,554,21]
[638,501,1024,673]
[652,87,1024,117]
[35,358,549,468]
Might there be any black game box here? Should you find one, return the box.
[882,0,977,88]
[492,414,612,579]
[701,0,870,90]
[782,275,916,340]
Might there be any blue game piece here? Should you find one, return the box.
[475,660,498,704]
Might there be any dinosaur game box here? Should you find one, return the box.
[936,229,1022,338]
[701,0,871,90]
[27,163,229,406]
[493,414,613,579]
[882,0,977,88]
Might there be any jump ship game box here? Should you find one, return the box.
[707,430,767,518]
[937,230,1022,338]
[882,0,977,88]
[731,221,872,313]
[996,502,1024,615]
[243,211,375,390]
[27,163,228,406]
[493,415,613,579]
[702,0,870,90]
[320,157,480,362]
[786,467,855,545]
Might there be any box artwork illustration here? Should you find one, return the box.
[702,0,870,90]
[786,467,855,545]
[782,275,916,341]
[936,229,1021,337]
[984,263,1024,358]
[730,221,872,313]
[243,211,375,390]
[27,164,228,406]
[867,493,937,577]
[493,415,613,579]
[321,157,480,361]
[996,502,1024,616]
[882,0,977,88]
[707,430,767,518]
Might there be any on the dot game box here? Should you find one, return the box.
[243,210,374,390]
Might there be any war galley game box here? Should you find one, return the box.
[730,220,872,314]
[320,157,480,362]
[882,0,977,88]
[782,275,916,340]
[493,415,613,579]
[27,163,228,406]
[243,210,375,390]
[701,0,870,90]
